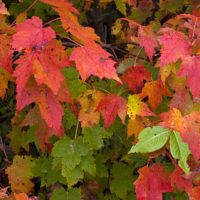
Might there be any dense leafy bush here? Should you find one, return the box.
[0,0,200,199]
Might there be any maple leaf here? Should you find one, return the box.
[96,94,127,128]
[121,65,151,93]
[178,56,200,99]
[14,40,71,95]
[127,117,145,140]
[40,0,100,44]
[140,80,171,111]
[17,79,71,133]
[6,156,34,193]
[14,193,30,200]
[177,14,200,39]
[138,25,158,61]
[0,1,9,15]
[188,186,200,200]
[0,67,13,98]
[70,43,120,82]
[0,34,13,73]
[160,62,180,83]
[77,90,105,127]
[160,108,200,160]
[127,94,154,121]
[122,19,157,61]
[170,167,192,192]
[12,16,55,51]
[134,163,173,200]
[21,106,63,152]
[159,29,191,67]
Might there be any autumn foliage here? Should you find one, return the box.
[0,0,200,199]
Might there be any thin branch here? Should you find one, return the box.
[0,136,10,163]
[44,17,61,27]
[134,47,143,66]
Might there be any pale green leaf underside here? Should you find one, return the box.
[170,131,191,174]
[129,126,170,153]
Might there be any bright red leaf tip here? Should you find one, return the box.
[12,16,56,51]
[70,43,120,82]
[96,94,127,128]
[159,29,191,67]
[178,56,200,99]
[121,65,151,93]
[134,163,173,200]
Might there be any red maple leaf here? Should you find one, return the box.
[121,65,151,93]
[70,43,120,82]
[134,163,173,200]
[170,167,192,192]
[159,29,191,67]
[178,56,200,99]
[14,41,71,95]
[96,94,127,128]
[17,79,71,133]
[12,16,55,51]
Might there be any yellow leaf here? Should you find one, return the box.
[6,156,34,194]
[0,67,13,98]
[77,90,105,127]
[127,94,154,121]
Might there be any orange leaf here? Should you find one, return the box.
[14,193,29,200]
[127,118,145,139]
[40,0,99,44]
[0,67,14,98]
[140,80,171,111]
[0,34,13,72]
[188,186,200,200]
[160,108,200,160]
[70,43,120,82]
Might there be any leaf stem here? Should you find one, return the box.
[74,121,79,139]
